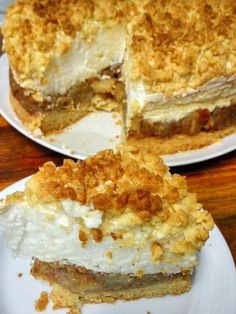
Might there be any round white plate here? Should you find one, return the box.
[1,54,236,166]
[0,178,236,314]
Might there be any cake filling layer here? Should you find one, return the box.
[10,67,124,133]
[31,259,191,294]
[129,103,236,137]
[10,67,124,114]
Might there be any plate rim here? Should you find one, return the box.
[1,54,236,167]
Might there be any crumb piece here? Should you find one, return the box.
[135,269,144,278]
[112,113,118,119]
[147,311,151,314]
[32,127,43,138]
[45,135,55,143]
[151,242,163,261]
[17,272,23,278]
[92,228,103,242]
[61,143,74,154]
[35,291,49,312]
[66,307,81,314]
[166,187,180,204]
[105,251,113,259]
[79,229,88,246]
[111,232,123,240]
[115,119,122,125]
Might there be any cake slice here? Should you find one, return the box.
[0,146,214,309]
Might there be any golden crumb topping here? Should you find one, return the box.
[130,0,236,94]
[24,148,166,219]
[1,145,214,260]
[19,146,214,255]
[2,0,135,81]
[4,0,236,94]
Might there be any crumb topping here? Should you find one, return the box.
[3,0,236,94]
[13,145,214,257]
[130,0,236,94]
[24,148,166,219]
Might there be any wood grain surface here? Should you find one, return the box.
[0,35,235,264]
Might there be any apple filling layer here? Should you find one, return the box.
[31,259,191,302]
[129,103,236,137]
[10,66,125,133]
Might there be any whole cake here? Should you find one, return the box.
[3,0,236,149]
[0,146,214,310]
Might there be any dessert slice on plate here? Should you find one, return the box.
[0,146,214,310]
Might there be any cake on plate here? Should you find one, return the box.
[0,146,214,310]
[3,0,236,150]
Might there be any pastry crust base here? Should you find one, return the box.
[50,274,191,308]
[126,125,236,155]
[30,259,191,308]
[10,91,43,131]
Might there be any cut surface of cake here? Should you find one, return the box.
[2,0,236,150]
[3,0,129,133]
[125,0,236,137]
[0,146,214,309]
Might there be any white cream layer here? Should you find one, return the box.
[143,96,235,122]
[15,24,126,96]
[0,200,198,275]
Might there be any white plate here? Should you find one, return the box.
[1,54,236,167]
[0,178,236,314]
[0,14,4,24]
[0,1,10,25]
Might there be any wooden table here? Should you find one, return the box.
[0,36,235,265]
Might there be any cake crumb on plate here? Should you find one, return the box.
[66,307,81,314]
[35,291,49,312]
